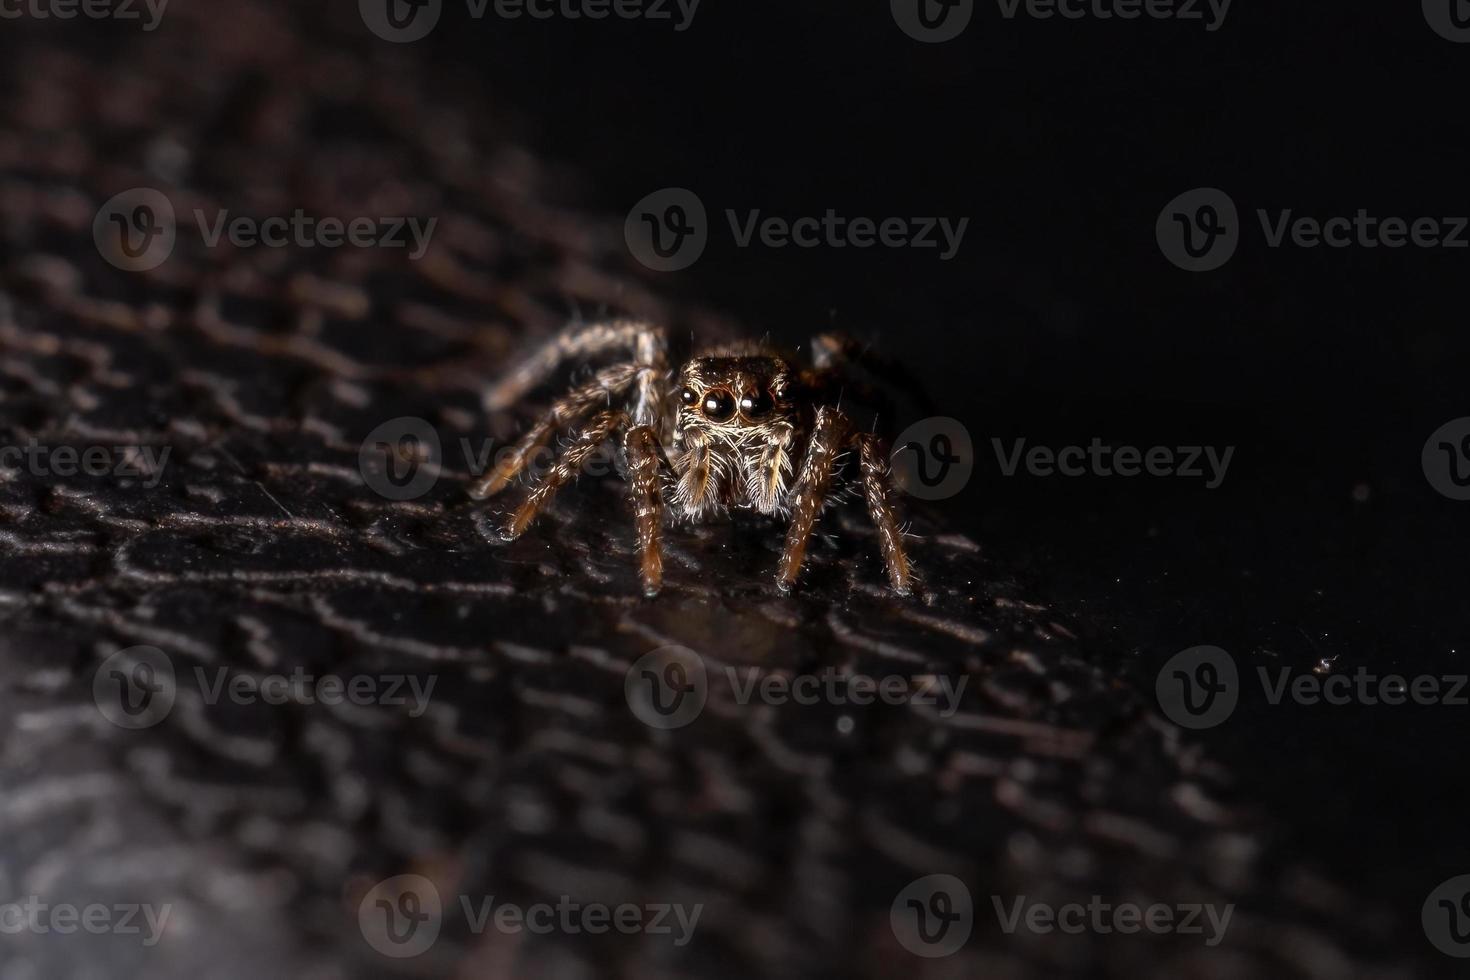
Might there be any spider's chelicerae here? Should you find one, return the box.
[470,319,914,598]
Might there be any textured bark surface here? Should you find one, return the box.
[0,4,1428,978]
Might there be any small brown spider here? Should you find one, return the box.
[470,319,914,597]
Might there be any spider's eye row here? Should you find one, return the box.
[701,389,737,422]
[679,387,698,406]
[739,389,775,418]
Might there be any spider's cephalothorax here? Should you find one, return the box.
[668,348,802,521]
[470,320,914,598]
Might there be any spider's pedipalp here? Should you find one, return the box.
[776,405,850,593]
[501,410,626,540]
[744,422,795,515]
[671,428,730,521]
[853,432,914,595]
[470,362,639,500]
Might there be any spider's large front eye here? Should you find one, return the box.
[701,389,736,422]
[739,389,774,418]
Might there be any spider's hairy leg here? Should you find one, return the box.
[624,425,665,597]
[484,319,665,413]
[501,410,626,540]
[852,432,915,595]
[469,363,638,500]
[630,324,669,429]
[776,406,850,593]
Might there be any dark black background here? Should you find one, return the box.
[392,0,1470,950]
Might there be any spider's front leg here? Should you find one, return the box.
[483,319,666,413]
[851,432,914,595]
[624,424,666,597]
[775,409,916,596]
[500,410,627,540]
[473,320,668,501]
[776,406,849,593]
[470,362,639,500]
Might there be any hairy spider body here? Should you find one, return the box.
[471,320,914,598]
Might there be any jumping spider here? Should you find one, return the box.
[471,319,914,597]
